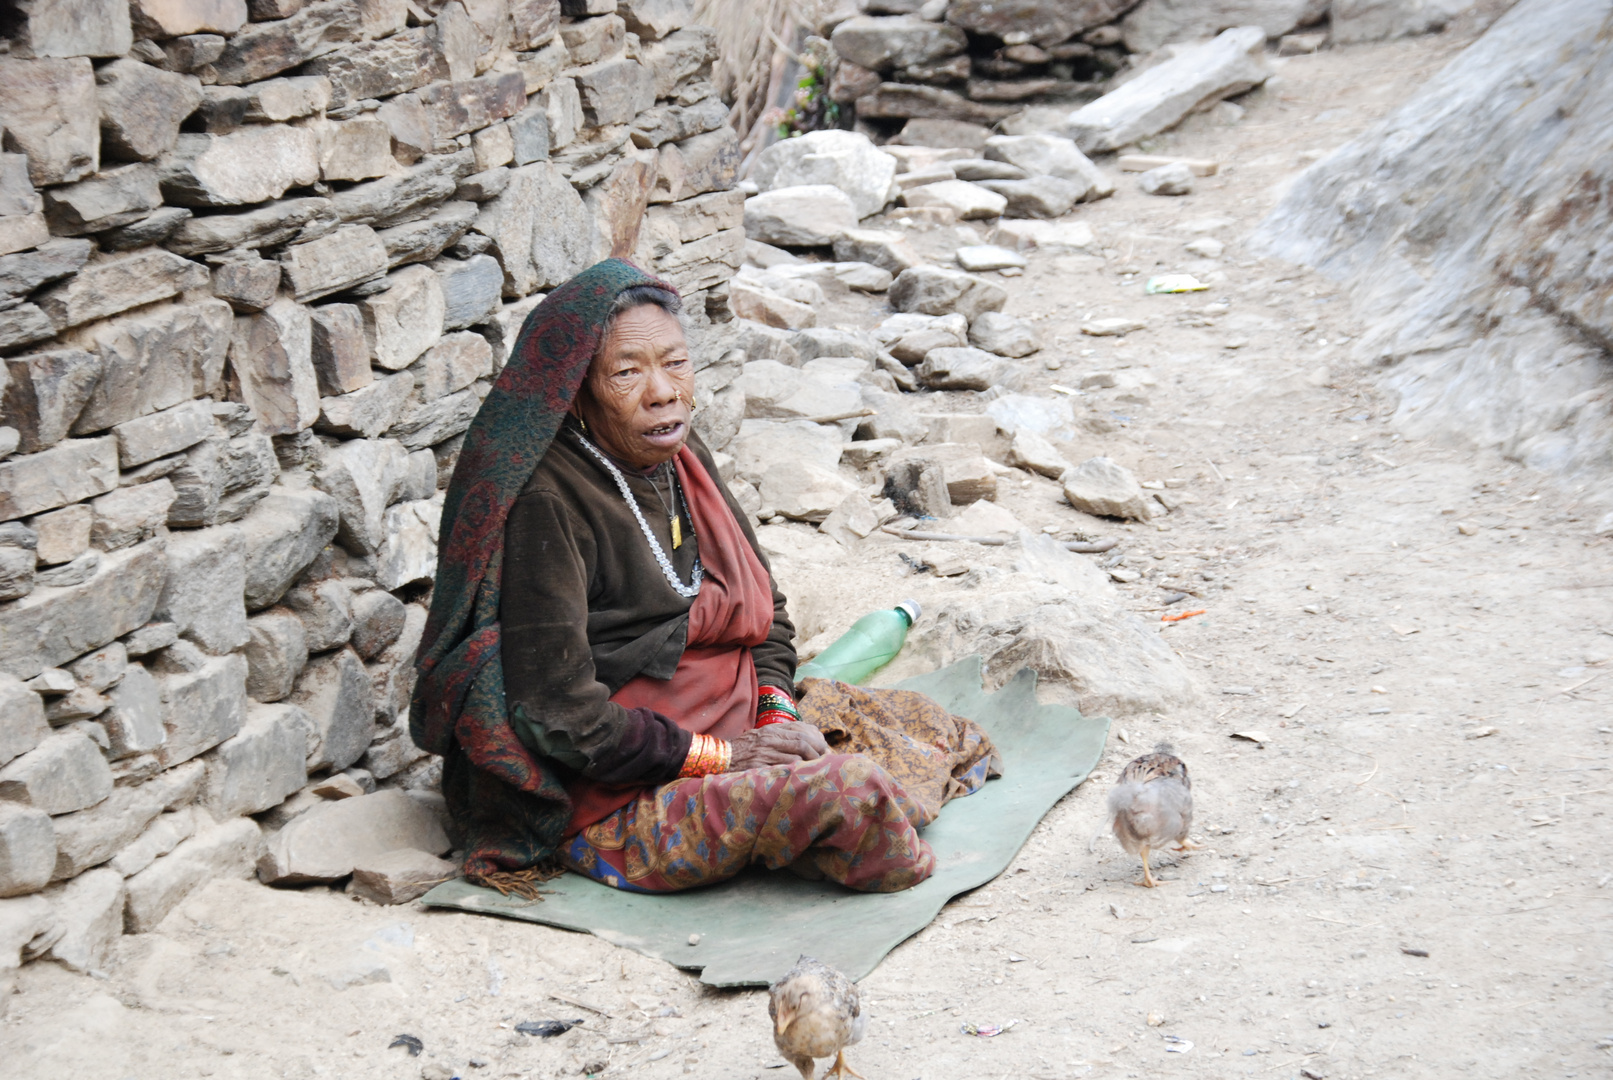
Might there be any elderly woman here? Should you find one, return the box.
[412,260,998,897]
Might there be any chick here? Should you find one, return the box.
[1108,748,1198,887]
[769,955,865,1080]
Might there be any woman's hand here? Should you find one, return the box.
[729,722,829,771]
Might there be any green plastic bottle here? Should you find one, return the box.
[795,600,921,685]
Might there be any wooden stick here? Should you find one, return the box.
[881,527,1118,553]
[550,992,615,1018]
[1554,671,1603,696]
[802,407,875,423]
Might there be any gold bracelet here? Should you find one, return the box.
[678,733,732,779]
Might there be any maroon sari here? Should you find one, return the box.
[563,446,775,833]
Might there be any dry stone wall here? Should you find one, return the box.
[823,0,1477,133]
[0,0,741,977]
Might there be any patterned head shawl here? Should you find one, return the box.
[410,258,672,889]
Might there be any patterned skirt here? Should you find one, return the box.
[560,680,1002,893]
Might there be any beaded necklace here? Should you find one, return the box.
[572,431,702,599]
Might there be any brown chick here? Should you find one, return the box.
[769,955,865,1080]
[1108,747,1198,888]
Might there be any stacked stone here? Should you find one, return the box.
[825,0,1441,128]
[0,0,741,977]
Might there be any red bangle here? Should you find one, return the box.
[756,688,800,727]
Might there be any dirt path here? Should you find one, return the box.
[7,27,1612,1080]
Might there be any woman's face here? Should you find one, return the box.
[574,303,695,470]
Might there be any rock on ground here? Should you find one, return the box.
[257,789,451,885]
[955,245,1026,273]
[347,848,458,905]
[969,311,1041,357]
[742,186,859,248]
[992,219,1100,254]
[751,130,896,220]
[1062,456,1156,521]
[1062,26,1272,153]
[900,179,1006,221]
[916,346,1002,392]
[1007,430,1071,479]
[1139,161,1195,195]
[983,134,1112,200]
[889,266,1008,321]
[834,228,923,275]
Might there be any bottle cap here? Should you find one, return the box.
[896,599,921,625]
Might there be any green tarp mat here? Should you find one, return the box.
[419,656,1109,987]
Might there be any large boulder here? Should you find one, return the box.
[752,130,896,220]
[1251,0,1613,524]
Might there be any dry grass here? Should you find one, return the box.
[691,0,833,141]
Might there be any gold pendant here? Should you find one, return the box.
[671,514,683,549]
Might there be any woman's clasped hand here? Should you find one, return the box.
[729,720,830,770]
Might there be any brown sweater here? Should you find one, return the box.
[499,422,797,787]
